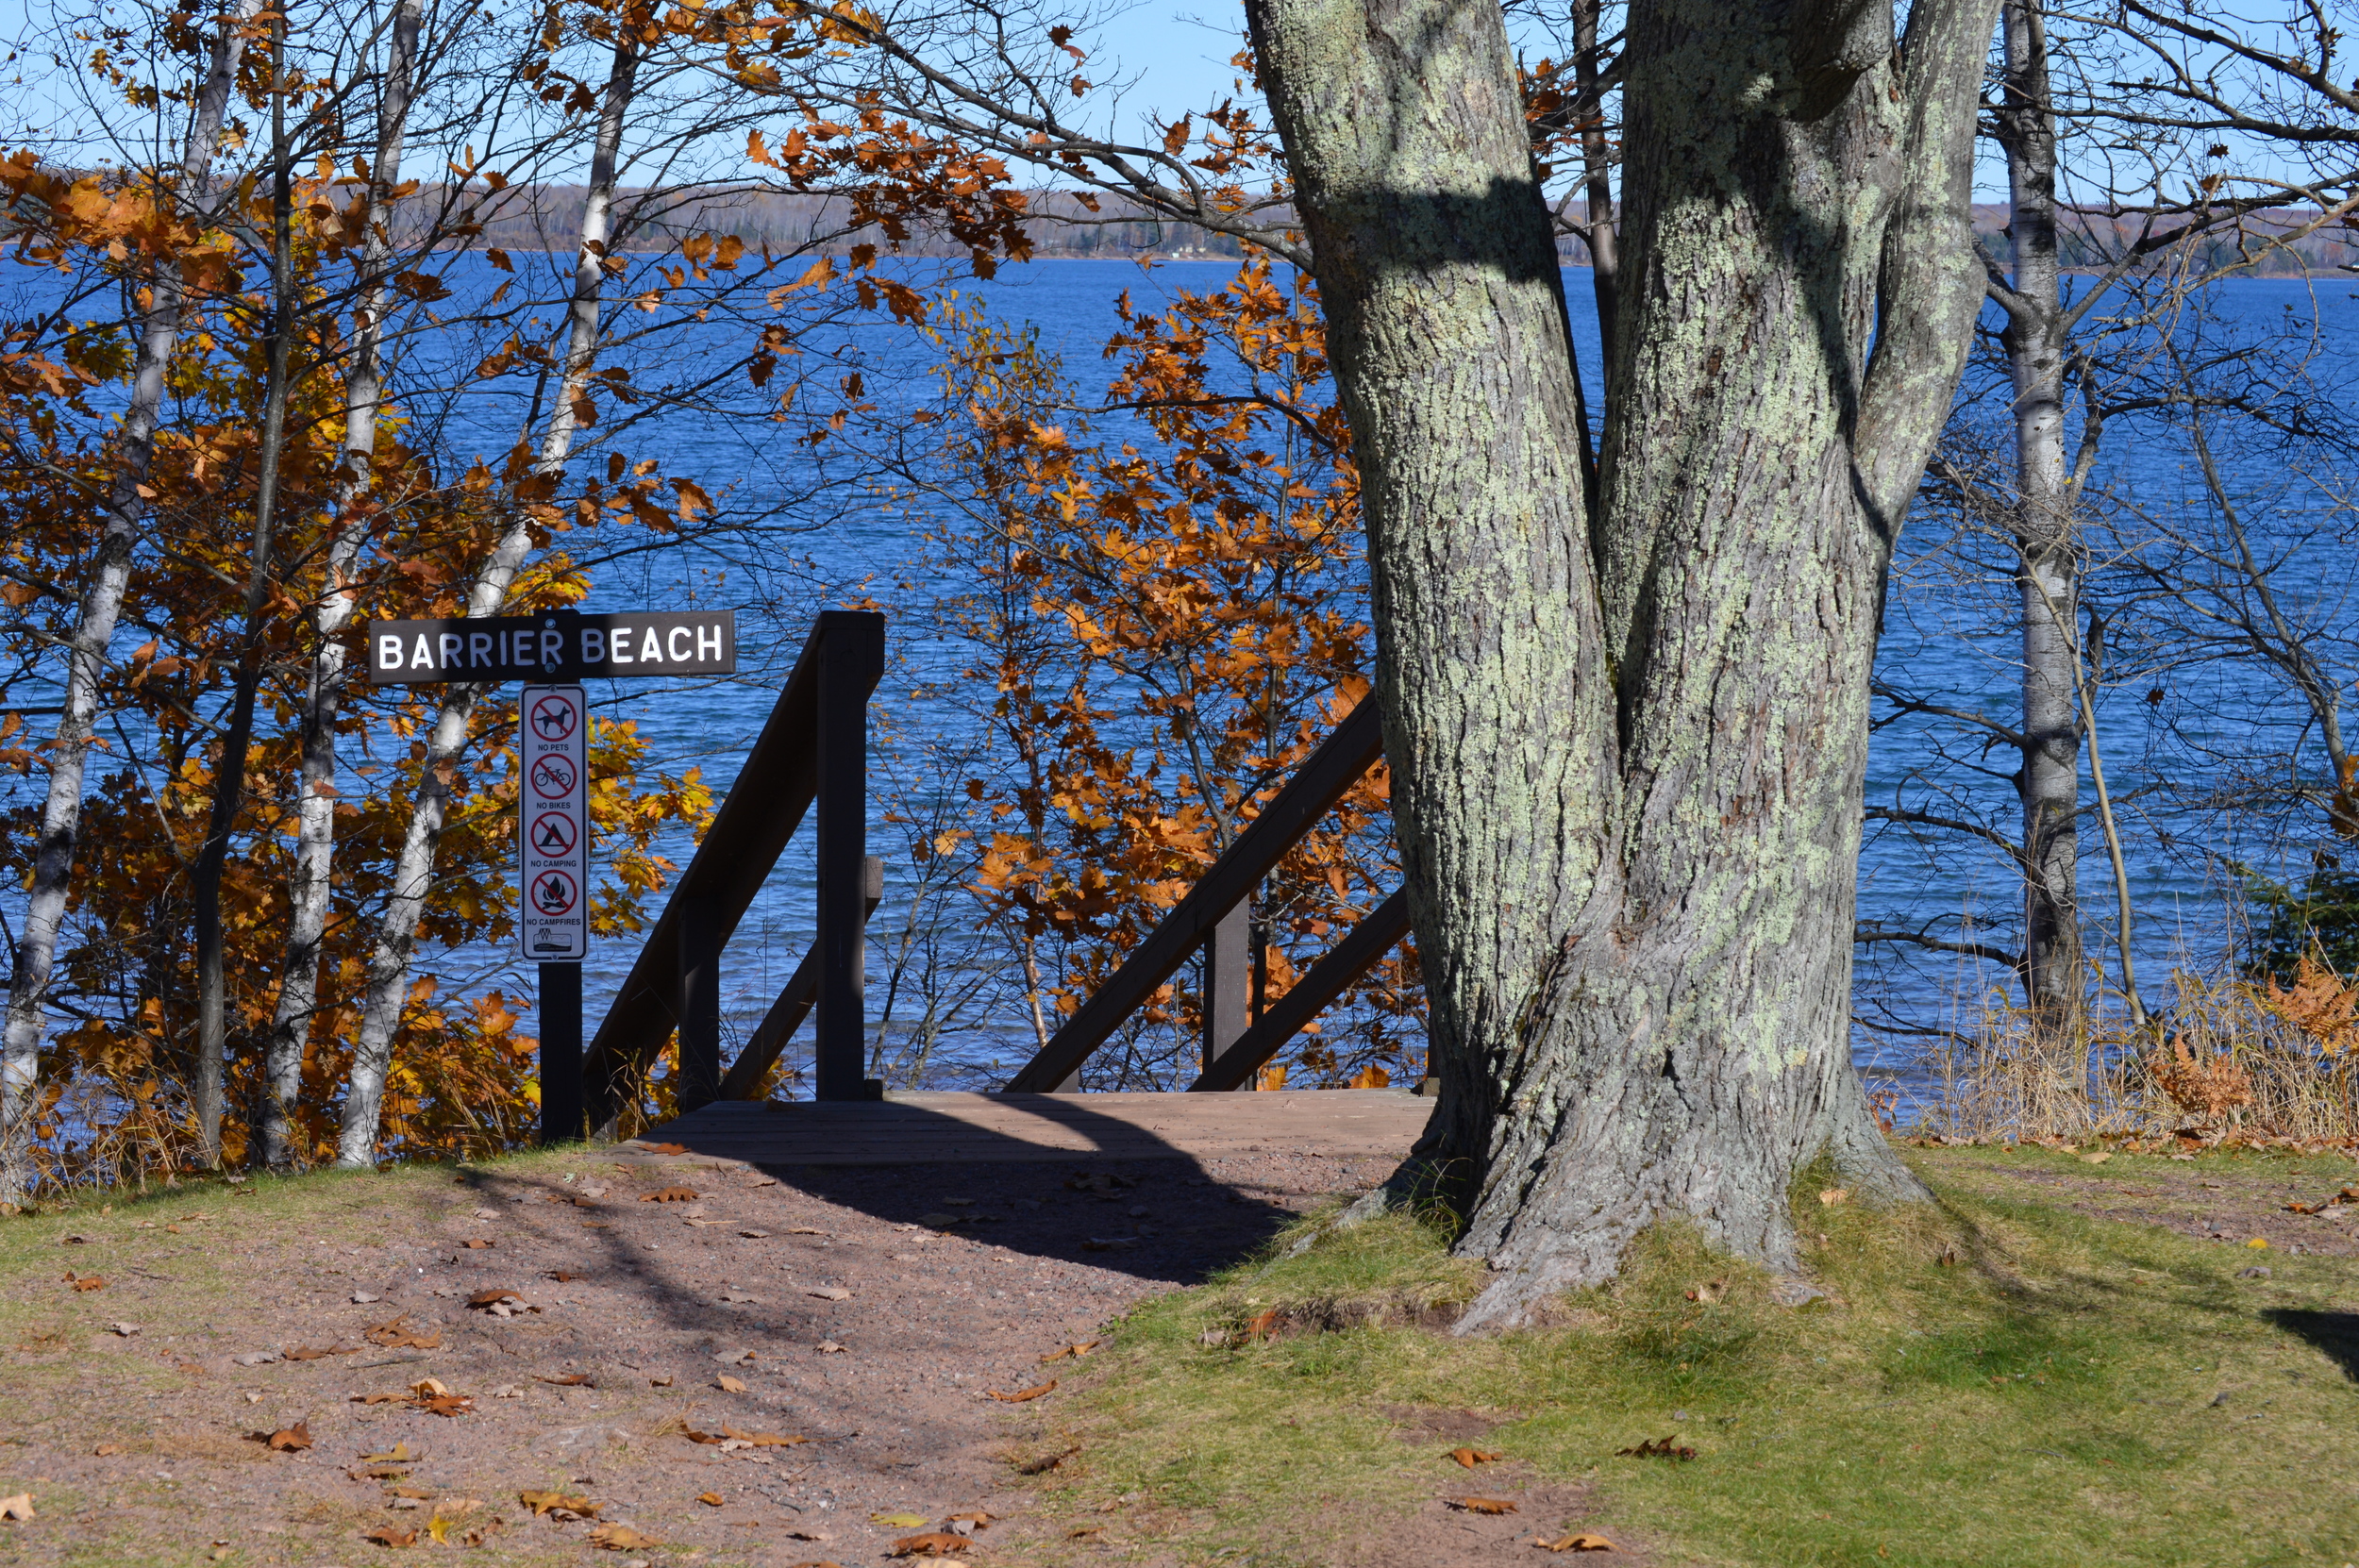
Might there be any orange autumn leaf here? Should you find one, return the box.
[986,1378,1057,1402]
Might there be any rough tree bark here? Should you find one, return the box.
[261,0,425,1169]
[191,6,300,1167]
[0,0,267,1203]
[1991,0,2084,1025]
[335,36,640,1167]
[1245,0,1997,1326]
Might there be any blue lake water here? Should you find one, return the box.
[8,252,2356,1108]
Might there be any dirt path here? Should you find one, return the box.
[2,1143,1384,1566]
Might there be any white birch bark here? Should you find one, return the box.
[0,0,266,1203]
[261,0,425,1168]
[334,38,640,1167]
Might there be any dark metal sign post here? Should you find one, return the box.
[368,609,736,1145]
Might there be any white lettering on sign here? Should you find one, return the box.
[517,684,589,961]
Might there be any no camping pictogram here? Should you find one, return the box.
[529,692,579,742]
[529,869,579,918]
[529,753,578,798]
[529,811,578,857]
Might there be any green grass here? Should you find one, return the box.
[1027,1146,2359,1568]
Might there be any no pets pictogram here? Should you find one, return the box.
[528,692,579,742]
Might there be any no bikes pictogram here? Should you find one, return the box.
[528,692,579,743]
[529,869,579,917]
[528,753,577,797]
[529,811,578,857]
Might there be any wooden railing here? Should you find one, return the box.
[584,609,885,1126]
[1004,697,1412,1094]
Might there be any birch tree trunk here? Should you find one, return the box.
[335,37,640,1167]
[1994,0,2084,1026]
[0,0,265,1203]
[191,7,298,1167]
[1246,0,1997,1327]
[262,0,424,1169]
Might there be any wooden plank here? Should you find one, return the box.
[1187,890,1413,1093]
[1004,700,1385,1093]
[815,618,884,1099]
[583,610,885,1126]
[618,1088,1433,1165]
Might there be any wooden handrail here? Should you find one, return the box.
[1003,697,1392,1093]
[1187,889,1412,1092]
[584,610,884,1126]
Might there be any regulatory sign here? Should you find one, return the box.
[517,684,589,961]
[367,609,734,685]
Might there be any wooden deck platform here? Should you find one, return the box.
[623,1088,1436,1166]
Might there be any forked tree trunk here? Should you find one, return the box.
[1994,0,2084,1025]
[335,37,640,1167]
[1246,0,1997,1326]
[0,0,266,1203]
[261,0,425,1169]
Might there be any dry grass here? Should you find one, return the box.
[1917,956,2359,1144]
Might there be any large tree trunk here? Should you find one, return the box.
[335,37,640,1168]
[1995,0,2083,1025]
[0,0,265,1203]
[262,0,425,1169]
[1246,0,1996,1327]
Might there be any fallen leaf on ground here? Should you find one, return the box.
[717,1375,747,1393]
[517,1490,599,1520]
[351,1291,380,1304]
[815,1340,845,1354]
[721,1426,807,1446]
[987,1378,1056,1402]
[1067,1526,1105,1540]
[258,1423,312,1452]
[807,1286,851,1301]
[107,1321,142,1337]
[588,1523,655,1550]
[1534,1533,1616,1552]
[467,1289,521,1308]
[697,1493,725,1506]
[642,1187,699,1203]
[362,1524,416,1547]
[739,1229,771,1239]
[92,1443,125,1456]
[1447,1497,1518,1514]
[548,1271,585,1282]
[1244,1308,1282,1341]
[1448,1447,1504,1468]
[64,1272,106,1292]
[460,1239,494,1249]
[1817,1189,1849,1207]
[871,1512,929,1527]
[787,1226,827,1236]
[946,1511,996,1532]
[637,1142,691,1155]
[1615,1437,1696,1461]
[539,1373,594,1387]
[1038,1341,1101,1362]
[364,1316,439,1350]
[1014,1444,1079,1476]
[1684,1279,1727,1304]
[0,1494,34,1521]
[649,1375,674,1387]
[890,1533,971,1557]
[360,1443,416,1464]
[283,1343,359,1360]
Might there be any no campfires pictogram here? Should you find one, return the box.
[529,869,579,917]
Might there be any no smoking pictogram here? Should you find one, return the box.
[529,692,579,742]
[529,869,579,917]
[529,753,577,797]
[529,811,578,856]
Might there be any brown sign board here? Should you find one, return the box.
[366,609,735,685]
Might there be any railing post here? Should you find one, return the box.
[814,615,882,1100]
[1203,899,1253,1091]
[677,895,721,1111]
[538,960,583,1143]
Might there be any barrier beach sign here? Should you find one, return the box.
[366,609,735,684]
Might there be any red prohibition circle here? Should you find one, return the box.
[528,753,578,797]
[528,692,579,742]
[529,811,579,857]
[529,869,579,917]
